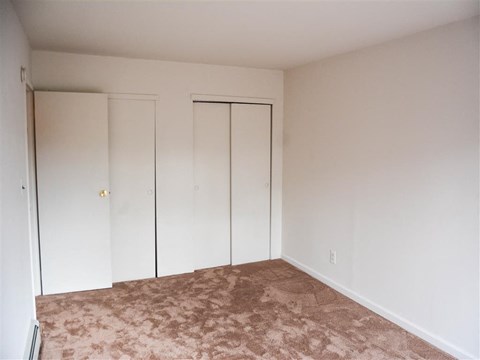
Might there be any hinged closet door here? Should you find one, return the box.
[35,91,112,295]
[231,104,271,265]
[193,102,231,270]
[109,99,156,282]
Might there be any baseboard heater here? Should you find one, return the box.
[25,320,41,360]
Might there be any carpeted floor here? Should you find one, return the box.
[36,259,453,359]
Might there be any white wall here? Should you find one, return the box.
[32,51,283,277]
[0,0,37,358]
[283,17,479,359]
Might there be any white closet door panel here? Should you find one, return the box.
[109,99,155,282]
[231,104,271,265]
[35,91,111,295]
[193,103,231,270]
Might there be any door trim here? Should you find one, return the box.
[108,93,158,101]
[191,93,275,105]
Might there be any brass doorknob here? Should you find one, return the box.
[99,189,109,197]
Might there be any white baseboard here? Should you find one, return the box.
[281,254,477,360]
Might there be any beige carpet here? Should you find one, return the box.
[36,260,453,359]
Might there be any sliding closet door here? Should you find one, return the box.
[109,99,156,282]
[35,91,112,295]
[231,104,271,265]
[193,103,231,270]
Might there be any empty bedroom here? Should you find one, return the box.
[0,0,479,359]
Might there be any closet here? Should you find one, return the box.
[35,92,156,294]
[35,92,272,295]
[193,102,272,269]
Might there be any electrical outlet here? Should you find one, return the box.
[329,250,337,265]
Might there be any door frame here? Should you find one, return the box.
[191,94,275,105]
[25,82,43,296]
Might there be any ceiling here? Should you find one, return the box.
[12,0,479,70]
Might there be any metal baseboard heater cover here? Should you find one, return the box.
[25,320,41,360]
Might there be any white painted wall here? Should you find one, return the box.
[31,51,283,277]
[283,17,479,359]
[0,0,37,357]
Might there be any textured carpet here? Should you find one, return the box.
[36,260,453,359]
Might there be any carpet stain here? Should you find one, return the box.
[36,260,453,359]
